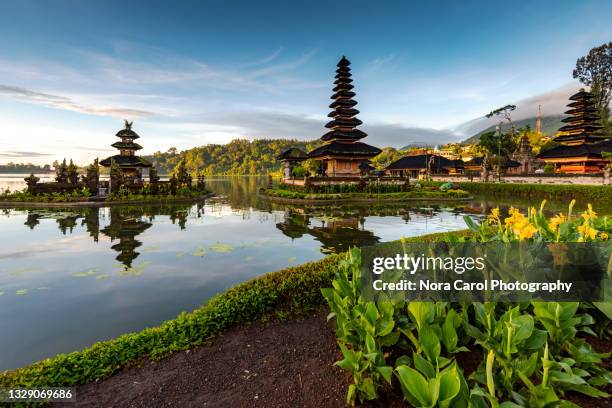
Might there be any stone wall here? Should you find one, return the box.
[431,174,609,186]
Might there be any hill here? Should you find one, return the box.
[143,139,322,175]
[462,115,566,144]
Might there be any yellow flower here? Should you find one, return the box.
[578,223,597,240]
[580,204,597,221]
[517,222,538,240]
[600,232,609,240]
[548,213,566,231]
[488,207,501,225]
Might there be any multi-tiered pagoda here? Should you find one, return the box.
[307,56,381,176]
[537,89,611,173]
[100,121,152,182]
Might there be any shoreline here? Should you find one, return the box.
[0,192,215,208]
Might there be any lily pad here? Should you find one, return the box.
[210,243,234,253]
[96,274,110,280]
[117,261,151,277]
[288,257,297,264]
[73,268,98,278]
[192,247,208,257]
[15,289,28,296]
[244,256,254,261]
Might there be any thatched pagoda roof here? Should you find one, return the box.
[537,140,612,159]
[277,147,307,161]
[100,155,152,168]
[308,141,381,158]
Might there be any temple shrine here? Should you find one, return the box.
[100,121,152,182]
[537,89,611,173]
[306,56,381,176]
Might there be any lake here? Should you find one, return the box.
[0,175,605,371]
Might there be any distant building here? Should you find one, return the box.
[537,89,611,174]
[100,121,152,182]
[385,154,463,178]
[306,56,381,176]
[508,133,539,175]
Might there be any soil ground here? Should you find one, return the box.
[55,310,611,408]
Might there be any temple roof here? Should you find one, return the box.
[561,115,600,123]
[111,141,143,150]
[321,128,368,141]
[329,99,358,109]
[558,123,603,133]
[337,56,350,67]
[552,133,609,144]
[386,154,464,170]
[325,117,363,129]
[569,89,594,101]
[277,147,307,161]
[308,141,381,158]
[116,120,140,139]
[100,155,152,168]
[328,108,360,118]
[537,140,612,159]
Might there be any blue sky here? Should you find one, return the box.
[1,0,611,164]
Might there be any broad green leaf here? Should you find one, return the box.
[396,365,432,407]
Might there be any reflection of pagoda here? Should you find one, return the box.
[310,218,380,253]
[537,89,611,173]
[100,121,152,182]
[276,210,310,239]
[307,57,382,176]
[100,208,152,268]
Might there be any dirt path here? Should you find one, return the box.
[57,311,351,408]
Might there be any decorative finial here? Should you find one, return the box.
[124,120,133,130]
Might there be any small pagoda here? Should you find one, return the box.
[307,56,381,176]
[537,89,611,173]
[100,120,152,182]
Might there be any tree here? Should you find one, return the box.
[302,158,321,176]
[486,104,517,137]
[573,41,612,135]
[478,131,517,157]
[55,158,68,183]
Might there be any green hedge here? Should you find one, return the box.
[260,188,470,200]
[455,182,611,202]
[0,230,473,388]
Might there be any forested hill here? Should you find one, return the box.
[142,138,322,175]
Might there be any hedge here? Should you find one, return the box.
[260,188,470,201]
[455,182,611,202]
[0,230,474,389]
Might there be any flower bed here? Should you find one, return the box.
[323,200,611,406]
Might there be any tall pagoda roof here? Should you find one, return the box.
[319,56,368,142]
[569,89,594,101]
[553,89,605,145]
[116,120,140,139]
[308,141,381,158]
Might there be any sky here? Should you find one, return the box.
[0,0,611,165]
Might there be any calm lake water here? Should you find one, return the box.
[0,175,607,371]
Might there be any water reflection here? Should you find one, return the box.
[1,176,608,371]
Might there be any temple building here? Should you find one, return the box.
[277,148,308,178]
[100,121,152,182]
[537,89,611,173]
[508,133,538,175]
[385,154,463,178]
[307,56,381,176]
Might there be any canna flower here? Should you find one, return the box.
[517,222,538,240]
[548,213,566,231]
[488,207,501,225]
[578,223,598,240]
[580,204,597,221]
[600,232,609,240]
